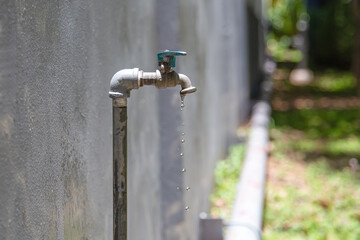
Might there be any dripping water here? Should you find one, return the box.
[179,95,191,212]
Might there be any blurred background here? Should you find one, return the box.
[0,0,359,239]
[265,0,360,239]
[212,0,360,239]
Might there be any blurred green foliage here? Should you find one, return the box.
[265,0,306,62]
[312,70,356,92]
[273,109,360,139]
[266,33,303,63]
[265,0,356,67]
[267,0,306,36]
[210,143,246,219]
[273,69,357,99]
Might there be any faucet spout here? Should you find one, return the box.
[149,71,197,96]
[177,73,197,96]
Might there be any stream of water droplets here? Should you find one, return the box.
[180,96,190,211]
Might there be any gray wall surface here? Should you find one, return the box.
[0,0,250,239]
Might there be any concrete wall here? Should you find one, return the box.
[0,0,250,239]
[179,1,250,239]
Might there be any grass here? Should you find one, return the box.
[264,69,360,239]
[265,127,360,239]
[210,143,246,220]
[210,69,360,239]
[273,69,356,97]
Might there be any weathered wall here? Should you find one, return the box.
[179,1,249,238]
[0,0,160,239]
[0,0,250,239]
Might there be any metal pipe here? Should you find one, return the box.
[178,73,197,96]
[113,98,127,240]
[224,101,271,240]
[109,70,196,240]
[109,68,196,99]
[109,51,196,240]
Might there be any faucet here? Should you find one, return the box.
[109,50,197,103]
[109,51,196,240]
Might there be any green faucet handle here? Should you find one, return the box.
[157,50,187,71]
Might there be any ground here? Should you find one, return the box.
[211,68,360,240]
[264,69,360,239]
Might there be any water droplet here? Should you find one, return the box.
[199,212,208,219]
[180,103,184,108]
[181,132,185,136]
[176,186,181,191]
[186,187,190,191]
[180,153,184,157]
[185,206,190,210]
[182,168,186,173]
[181,139,185,143]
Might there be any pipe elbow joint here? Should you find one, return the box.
[178,73,197,96]
[109,68,140,98]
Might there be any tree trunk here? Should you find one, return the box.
[353,0,360,95]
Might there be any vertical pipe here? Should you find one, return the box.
[113,98,128,240]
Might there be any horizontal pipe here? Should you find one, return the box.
[110,68,196,99]
[225,101,271,240]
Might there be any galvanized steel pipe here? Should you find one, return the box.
[109,51,196,240]
[113,98,128,240]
